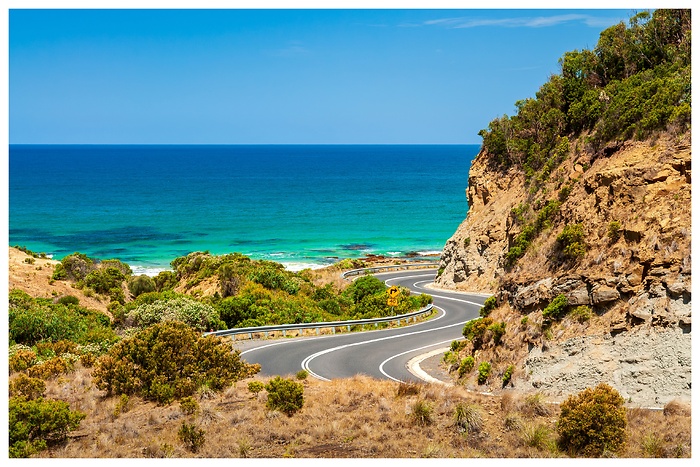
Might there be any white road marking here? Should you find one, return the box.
[379,340,456,383]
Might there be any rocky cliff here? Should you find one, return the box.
[435,132,691,406]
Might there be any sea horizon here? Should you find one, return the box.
[9,144,479,275]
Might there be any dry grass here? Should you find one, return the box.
[26,369,690,458]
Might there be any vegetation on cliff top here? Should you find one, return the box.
[479,10,690,175]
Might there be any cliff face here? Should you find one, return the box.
[436,132,691,406]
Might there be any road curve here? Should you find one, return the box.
[235,269,488,383]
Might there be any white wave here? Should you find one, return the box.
[416,250,442,256]
[281,262,327,272]
[387,251,402,256]
[130,265,170,277]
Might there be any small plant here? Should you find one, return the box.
[542,294,569,320]
[523,423,553,450]
[521,393,551,417]
[556,223,587,260]
[450,340,466,352]
[556,383,627,456]
[503,413,524,432]
[24,257,35,264]
[488,321,506,344]
[113,394,130,418]
[453,403,483,434]
[179,396,200,416]
[640,433,665,458]
[502,365,515,386]
[396,381,421,397]
[458,356,475,377]
[477,361,491,385]
[178,422,206,453]
[57,295,80,306]
[265,376,304,416]
[410,399,433,426]
[26,356,72,380]
[568,305,592,323]
[520,316,529,326]
[607,221,622,242]
[9,374,46,400]
[9,348,37,373]
[463,237,471,247]
[238,438,252,458]
[479,296,497,317]
[247,381,264,395]
[295,369,308,380]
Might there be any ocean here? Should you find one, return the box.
[9,145,478,275]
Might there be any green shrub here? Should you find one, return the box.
[557,224,587,260]
[92,321,260,404]
[502,365,515,386]
[543,294,569,320]
[58,252,95,281]
[454,403,483,434]
[8,290,117,347]
[410,400,434,426]
[153,270,178,291]
[179,396,200,416]
[458,356,475,377]
[607,221,622,242]
[450,340,467,352]
[125,297,224,332]
[9,396,85,458]
[462,317,494,349]
[479,296,497,317]
[85,267,126,295]
[463,237,471,247]
[247,381,265,395]
[477,362,491,385]
[113,394,131,417]
[178,422,206,453]
[9,374,46,400]
[128,275,156,297]
[296,369,309,380]
[265,376,304,416]
[488,321,506,345]
[523,423,554,450]
[569,305,592,322]
[57,295,80,306]
[9,346,37,373]
[557,383,627,456]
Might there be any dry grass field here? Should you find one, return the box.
[32,365,690,459]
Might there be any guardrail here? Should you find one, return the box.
[206,304,434,340]
[341,262,438,280]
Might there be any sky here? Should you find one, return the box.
[6,4,649,144]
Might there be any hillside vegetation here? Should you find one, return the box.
[436,10,691,409]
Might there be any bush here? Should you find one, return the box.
[85,267,126,295]
[179,396,200,416]
[9,290,117,347]
[502,365,515,386]
[26,357,73,380]
[557,224,587,260]
[458,356,475,377]
[454,403,483,434]
[569,305,592,323]
[9,346,37,373]
[265,376,304,416]
[125,297,224,332]
[92,321,260,404]
[247,381,265,395]
[128,275,156,297]
[450,340,467,352]
[178,422,206,453]
[543,294,569,320]
[488,321,506,345]
[153,270,179,291]
[557,383,627,456]
[477,361,491,385]
[9,374,46,400]
[57,295,80,306]
[410,400,434,426]
[462,317,494,349]
[9,396,86,458]
[479,296,497,317]
[607,221,622,242]
[296,369,308,380]
[57,252,94,281]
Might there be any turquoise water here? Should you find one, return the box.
[9,145,477,274]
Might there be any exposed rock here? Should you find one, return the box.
[591,285,620,304]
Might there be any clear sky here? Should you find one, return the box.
[9,6,639,144]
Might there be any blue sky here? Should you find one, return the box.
[9,7,638,144]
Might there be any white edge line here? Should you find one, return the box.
[379,341,456,383]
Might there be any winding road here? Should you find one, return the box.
[235,269,489,383]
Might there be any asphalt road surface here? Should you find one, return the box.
[235,269,489,382]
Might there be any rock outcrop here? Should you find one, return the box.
[436,133,691,406]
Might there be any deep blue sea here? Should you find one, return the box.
[9,145,478,274]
